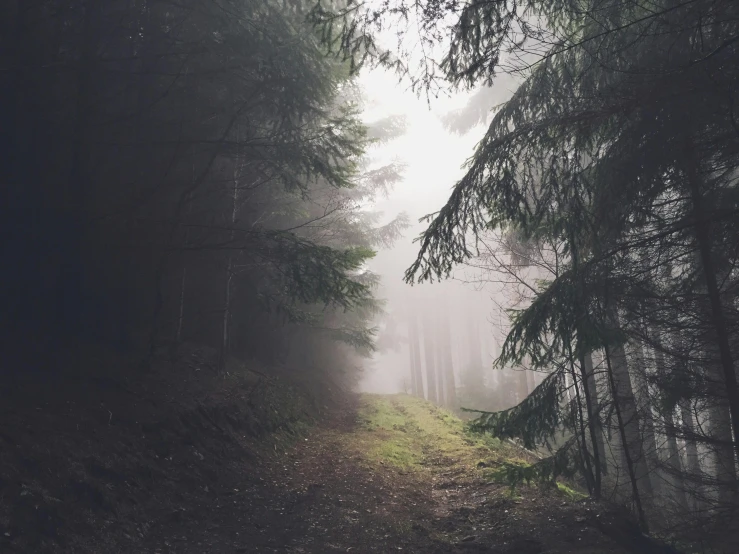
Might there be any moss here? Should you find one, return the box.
[375,437,419,468]
[348,394,511,473]
[555,482,587,501]
[359,396,410,431]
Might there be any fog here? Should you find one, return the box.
[355,68,531,407]
[6,1,739,549]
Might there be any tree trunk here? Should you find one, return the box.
[584,352,607,476]
[467,315,484,375]
[662,407,690,513]
[703,335,738,507]
[685,141,739,464]
[679,399,703,510]
[422,305,438,404]
[409,308,426,398]
[604,306,653,528]
[569,345,597,496]
[438,301,457,409]
[651,332,689,513]
[408,326,417,396]
[435,308,446,406]
[604,339,650,531]
[629,340,663,499]
[408,312,423,397]
[679,400,702,475]
[578,351,603,499]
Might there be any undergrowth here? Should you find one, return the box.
[351,394,588,502]
[352,394,524,476]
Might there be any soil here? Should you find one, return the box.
[0,346,673,553]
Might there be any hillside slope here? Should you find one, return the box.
[0,343,323,553]
[2,359,669,553]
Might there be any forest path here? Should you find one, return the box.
[148,394,632,553]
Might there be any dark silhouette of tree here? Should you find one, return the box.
[0,0,407,393]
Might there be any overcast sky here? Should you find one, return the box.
[357,67,508,394]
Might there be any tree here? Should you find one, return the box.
[437,299,458,409]
[0,0,408,401]
[422,303,439,404]
[407,310,424,398]
[320,0,739,537]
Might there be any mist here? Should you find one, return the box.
[3,0,739,551]
[356,68,530,409]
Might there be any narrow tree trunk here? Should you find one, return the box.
[408,312,421,397]
[685,142,739,463]
[422,306,438,404]
[663,407,690,513]
[569,231,602,495]
[469,316,483,370]
[651,332,689,513]
[604,340,650,531]
[679,399,703,510]
[603,301,654,528]
[568,345,596,496]
[584,352,607,476]
[703,335,738,507]
[408,329,418,397]
[410,312,425,399]
[629,340,663,499]
[680,400,702,476]
[438,301,457,409]
[435,308,446,406]
[578,350,603,497]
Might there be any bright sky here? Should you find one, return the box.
[359,68,479,212]
[357,67,495,393]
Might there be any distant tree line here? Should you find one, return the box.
[0,0,407,383]
[404,295,458,408]
[399,284,542,414]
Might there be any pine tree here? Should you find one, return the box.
[319,0,739,534]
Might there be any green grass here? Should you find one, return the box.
[355,395,426,469]
[350,394,515,473]
[375,437,419,468]
[556,482,588,501]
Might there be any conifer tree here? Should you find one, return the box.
[317,0,739,535]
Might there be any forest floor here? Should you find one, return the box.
[1,348,673,553]
[214,393,641,554]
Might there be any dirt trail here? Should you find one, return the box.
[2,383,646,553]
[143,394,635,553]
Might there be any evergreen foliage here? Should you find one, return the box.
[320,0,739,538]
[467,372,565,451]
[0,0,408,386]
